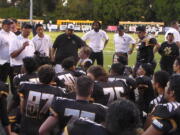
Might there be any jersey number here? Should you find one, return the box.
[58,73,75,84]
[103,87,124,104]
[26,91,54,119]
[64,108,95,121]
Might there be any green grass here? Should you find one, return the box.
[42,31,164,71]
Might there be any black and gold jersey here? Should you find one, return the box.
[50,97,107,132]
[0,81,9,126]
[19,82,64,135]
[149,95,166,113]
[13,72,39,89]
[92,80,129,105]
[152,102,180,135]
[0,81,8,97]
[64,117,108,135]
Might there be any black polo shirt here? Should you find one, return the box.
[53,33,85,64]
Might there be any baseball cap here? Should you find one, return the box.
[67,24,75,30]
[117,25,124,31]
[136,25,146,32]
[2,19,13,25]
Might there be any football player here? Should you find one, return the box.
[18,64,64,135]
[13,57,38,91]
[109,63,136,101]
[9,57,38,112]
[135,63,155,122]
[64,99,142,135]
[173,56,180,74]
[55,57,79,93]
[143,75,180,135]
[0,81,11,135]
[39,76,107,135]
[117,55,133,77]
[87,65,129,105]
[149,71,169,112]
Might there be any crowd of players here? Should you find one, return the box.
[0,19,180,135]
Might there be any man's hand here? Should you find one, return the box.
[11,41,30,58]
[22,41,29,49]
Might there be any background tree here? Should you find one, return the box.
[0,0,179,25]
[153,0,180,24]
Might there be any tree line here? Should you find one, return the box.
[0,0,179,25]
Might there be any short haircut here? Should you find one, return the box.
[76,76,94,97]
[140,63,153,77]
[111,63,125,75]
[154,71,169,89]
[61,57,75,70]
[87,65,108,81]
[22,23,32,29]
[38,64,55,84]
[23,57,37,74]
[117,55,127,65]
[106,99,140,135]
[33,53,52,68]
[117,25,124,31]
[92,21,101,28]
[35,23,43,30]
[175,56,180,65]
[169,75,180,102]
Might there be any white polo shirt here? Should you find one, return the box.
[32,34,52,56]
[165,27,180,42]
[82,30,109,52]
[9,35,35,66]
[114,33,136,53]
[0,29,16,65]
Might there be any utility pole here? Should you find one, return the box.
[30,0,33,24]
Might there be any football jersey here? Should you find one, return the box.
[149,95,166,113]
[13,72,39,89]
[50,97,107,132]
[108,75,136,91]
[108,75,136,101]
[64,117,108,135]
[56,71,76,88]
[19,82,64,135]
[0,81,9,126]
[92,80,129,105]
[64,91,76,100]
[75,67,87,75]
[124,66,133,77]
[77,58,93,71]
[152,102,180,135]
[0,81,8,96]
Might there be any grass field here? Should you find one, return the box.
[44,31,164,71]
